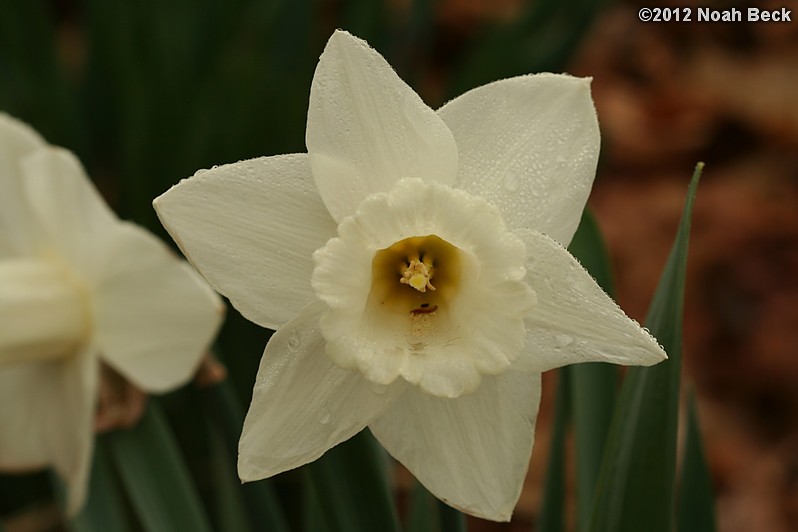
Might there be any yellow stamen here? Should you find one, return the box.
[400,259,435,292]
[369,234,460,316]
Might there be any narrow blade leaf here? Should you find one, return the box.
[567,209,620,532]
[589,164,703,532]
[207,421,252,532]
[677,391,717,532]
[303,474,332,532]
[201,378,290,532]
[538,369,571,532]
[407,481,441,532]
[306,430,400,532]
[68,441,133,532]
[438,499,467,532]
[106,402,213,532]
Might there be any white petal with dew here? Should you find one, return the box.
[438,74,599,246]
[93,223,224,393]
[0,348,98,516]
[20,147,120,278]
[154,154,336,330]
[238,299,404,481]
[0,114,48,257]
[370,370,541,522]
[516,228,667,372]
[307,30,458,221]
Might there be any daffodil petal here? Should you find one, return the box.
[0,348,97,516]
[93,223,223,392]
[154,154,336,330]
[20,147,119,277]
[0,365,52,470]
[516,228,667,372]
[370,370,541,522]
[238,300,404,481]
[0,113,48,256]
[306,30,458,221]
[437,74,599,246]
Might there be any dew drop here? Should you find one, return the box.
[503,172,520,192]
[287,330,301,349]
[555,334,574,348]
[319,400,332,424]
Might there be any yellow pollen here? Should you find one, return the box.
[400,259,436,292]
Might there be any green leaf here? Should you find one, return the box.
[105,402,213,532]
[677,391,717,532]
[405,480,467,532]
[201,378,290,532]
[207,420,252,532]
[303,473,332,532]
[567,210,620,532]
[407,481,440,532]
[437,499,467,532]
[306,430,400,532]
[568,210,614,295]
[68,441,134,532]
[538,369,570,532]
[589,163,703,532]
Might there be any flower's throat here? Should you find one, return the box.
[369,235,461,317]
[400,258,435,292]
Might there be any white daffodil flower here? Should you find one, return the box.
[0,114,224,515]
[153,30,666,521]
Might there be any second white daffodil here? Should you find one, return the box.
[154,30,666,521]
[0,114,224,514]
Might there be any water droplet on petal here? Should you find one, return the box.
[503,172,520,192]
[287,330,301,349]
[319,400,332,424]
[555,334,574,348]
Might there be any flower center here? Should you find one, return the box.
[400,259,435,292]
[369,235,461,319]
[312,178,535,398]
[0,258,91,366]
